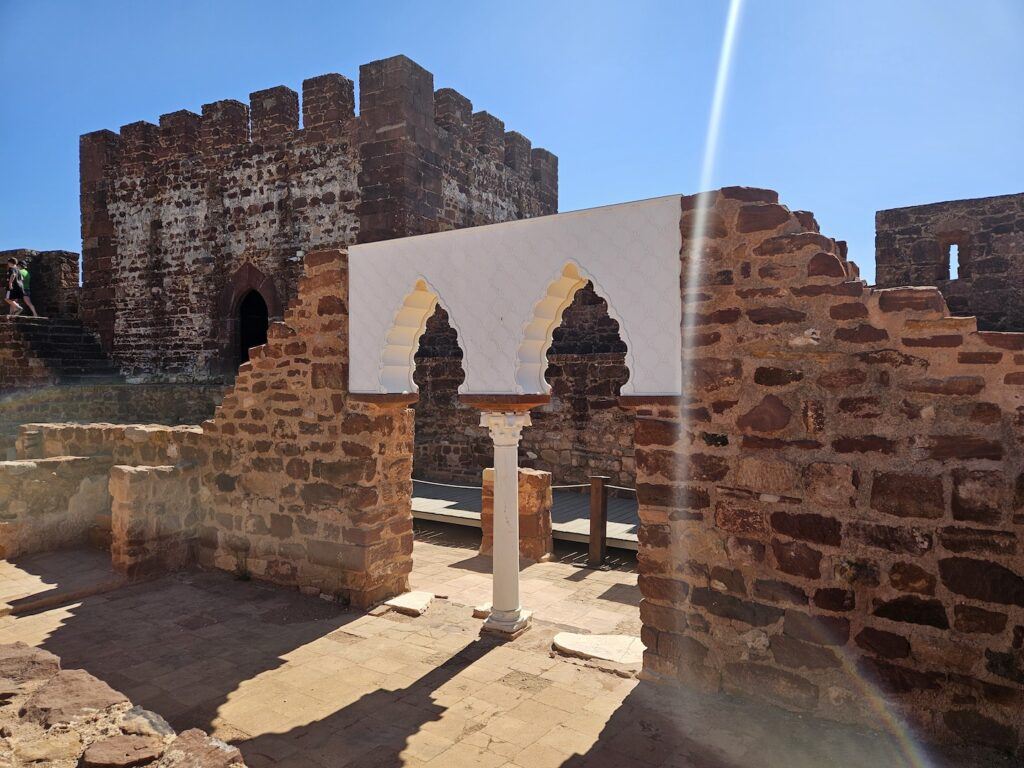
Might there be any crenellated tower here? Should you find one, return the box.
[79,54,557,381]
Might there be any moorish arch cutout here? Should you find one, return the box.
[515,262,636,394]
[348,196,684,398]
[379,278,472,394]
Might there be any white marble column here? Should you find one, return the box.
[480,410,532,637]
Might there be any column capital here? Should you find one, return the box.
[480,411,531,447]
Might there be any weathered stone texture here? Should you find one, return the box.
[0,642,244,767]
[876,192,1024,331]
[480,467,554,562]
[1,384,225,459]
[9,252,414,608]
[635,189,1024,755]
[109,464,200,579]
[194,249,415,608]
[0,456,111,558]
[80,54,556,383]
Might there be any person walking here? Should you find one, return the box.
[18,260,38,317]
[5,257,24,316]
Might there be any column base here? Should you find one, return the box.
[480,607,533,639]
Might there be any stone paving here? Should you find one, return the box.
[410,522,641,637]
[0,529,1014,767]
[0,548,125,617]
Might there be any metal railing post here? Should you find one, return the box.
[588,475,609,567]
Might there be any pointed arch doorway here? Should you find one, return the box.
[238,290,269,365]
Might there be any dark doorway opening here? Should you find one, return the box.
[238,290,269,364]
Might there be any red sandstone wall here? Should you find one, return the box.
[876,193,1024,332]
[196,249,414,608]
[79,55,557,384]
[635,188,1024,754]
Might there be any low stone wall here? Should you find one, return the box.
[0,456,111,558]
[17,423,205,467]
[6,424,205,573]
[635,188,1024,755]
[480,468,553,562]
[0,641,246,767]
[1,383,226,459]
[109,464,201,579]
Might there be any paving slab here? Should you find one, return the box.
[385,591,434,617]
[553,632,644,665]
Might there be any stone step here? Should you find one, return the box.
[3,315,125,383]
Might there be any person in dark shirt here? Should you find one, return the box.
[5,257,24,316]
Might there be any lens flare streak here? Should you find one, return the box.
[676,2,936,765]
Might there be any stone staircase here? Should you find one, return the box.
[0,316,123,386]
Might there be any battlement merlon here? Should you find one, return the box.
[158,110,201,159]
[78,55,556,191]
[200,100,249,151]
[302,74,354,143]
[250,85,299,146]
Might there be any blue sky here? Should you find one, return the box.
[1,0,1021,284]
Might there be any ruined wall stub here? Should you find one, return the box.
[195,249,415,608]
[636,188,1024,755]
[876,192,1024,332]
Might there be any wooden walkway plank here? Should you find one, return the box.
[410,480,639,550]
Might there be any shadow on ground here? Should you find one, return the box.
[561,680,1017,768]
[2,549,1017,768]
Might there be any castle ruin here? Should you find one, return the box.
[1,54,1023,762]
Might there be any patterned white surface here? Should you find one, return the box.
[349,195,683,396]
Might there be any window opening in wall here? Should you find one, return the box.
[238,290,269,364]
[949,243,960,280]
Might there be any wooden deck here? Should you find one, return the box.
[411,479,639,550]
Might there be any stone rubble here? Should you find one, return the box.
[0,642,246,768]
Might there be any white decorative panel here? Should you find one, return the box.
[348,195,683,396]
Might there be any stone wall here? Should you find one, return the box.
[109,464,200,579]
[635,188,1024,754]
[17,423,205,467]
[876,192,1024,332]
[5,252,416,608]
[194,249,415,608]
[0,249,79,318]
[0,456,111,558]
[0,384,225,459]
[80,54,556,383]
[0,321,57,391]
[412,285,635,487]
[8,424,207,562]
